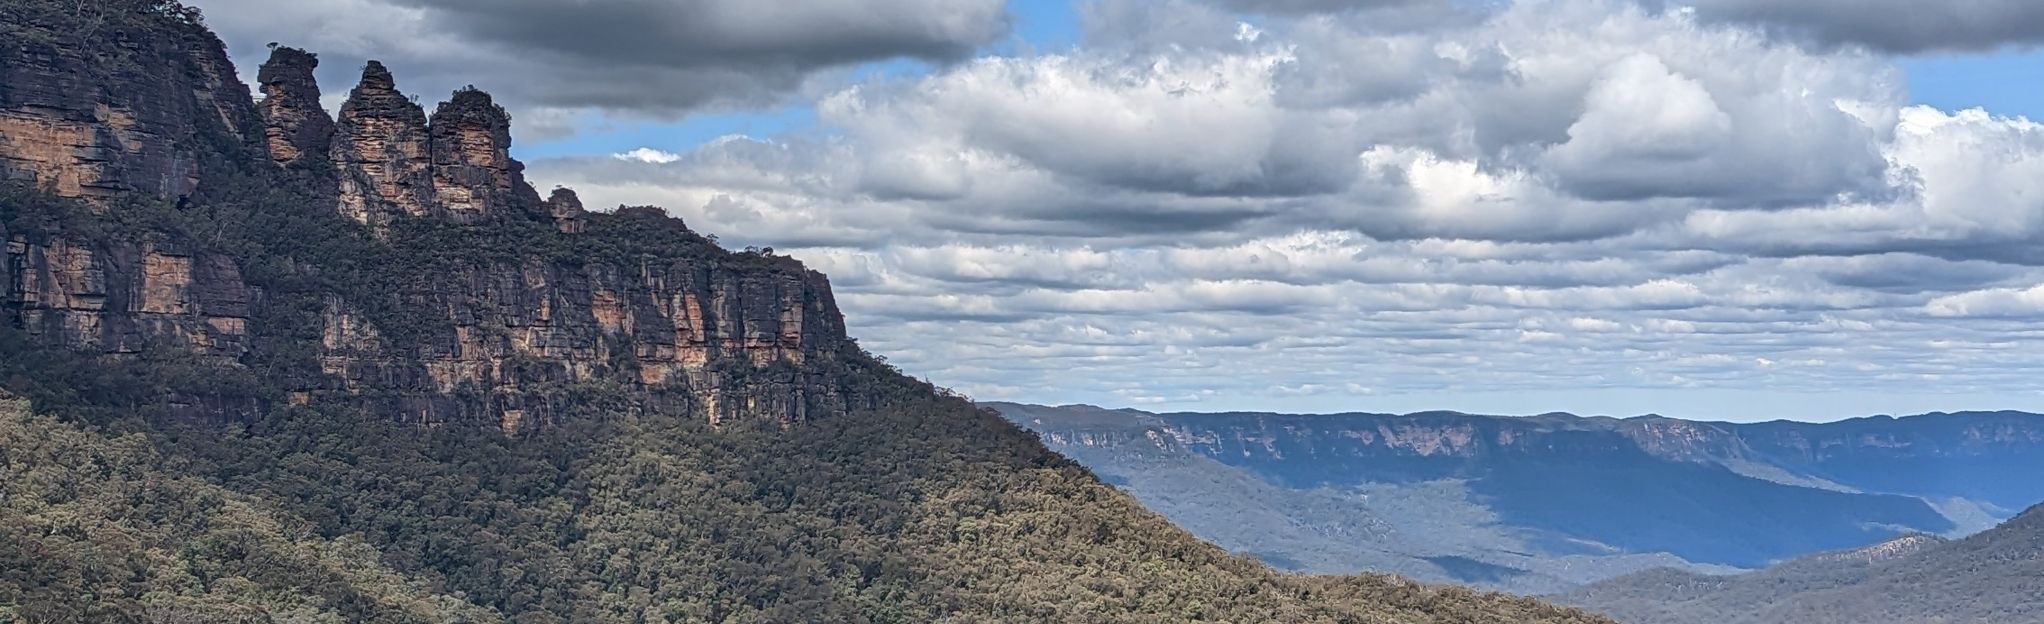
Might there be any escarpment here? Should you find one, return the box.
[2,32,861,428]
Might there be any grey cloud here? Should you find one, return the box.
[391,0,1005,67]
[1794,254,2036,294]
[1671,0,2044,54]
[1217,0,1437,13]
[1215,0,1484,30]
[187,0,1007,122]
[1082,0,1250,50]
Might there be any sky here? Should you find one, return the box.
[183,0,2044,422]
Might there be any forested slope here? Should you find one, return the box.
[1564,509,2044,624]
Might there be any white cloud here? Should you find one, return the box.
[522,0,2044,415]
[1927,285,2044,318]
[613,148,683,164]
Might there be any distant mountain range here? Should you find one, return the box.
[1561,505,2044,623]
[989,402,2044,593]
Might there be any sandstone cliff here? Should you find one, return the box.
[6,236,250,358]
[1,12,862,429]
[0,4,256,203]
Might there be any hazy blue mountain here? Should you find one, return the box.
[989,402,2044,591]
[1562,505,2044,624]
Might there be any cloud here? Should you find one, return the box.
[1670,0,2044,54]
[184,0,1009,126]
[1216,0,1439,13]
[1927,285,2044,318]
[508,0,2044,416]
[1682,107,2044,261]
[822,52,1361,198]
[613,148,683,164]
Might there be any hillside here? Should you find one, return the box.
[1562,507,2044,624]
[0,1,1611,622]
[992,403,2044,590]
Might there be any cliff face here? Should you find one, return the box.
[1,29,858,428]
[314,238,852,428]
[6,236,251,358]
[0,9,255,203]
[0,9,258,361]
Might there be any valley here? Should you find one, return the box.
[993,402,2044,593]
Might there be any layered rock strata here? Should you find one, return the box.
[2,39,855,428]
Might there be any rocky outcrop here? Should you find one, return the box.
[330,65,539,228]
[332,61,435,228]
[256,46,333,166]
[427,88,534,222]
[547,188,588,234]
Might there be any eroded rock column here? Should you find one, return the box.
[256,46,335,166]
[331,61,433,227]
[429,88,524,223]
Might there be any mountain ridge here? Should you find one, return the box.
[1057,403,2044,426]
[1561,504,2044,624]
[992,401,2044,592]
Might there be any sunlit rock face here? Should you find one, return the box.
[332,60,435,228]
[7,238,251,358]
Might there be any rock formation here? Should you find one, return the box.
[1,21,861,429]
[313,244,851,428]
[331,61,435,227]
[427,87,534,222]
[256,46,334,166]
[547,187,588,234]
[6,237,251,358]
[329,65,540,228]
